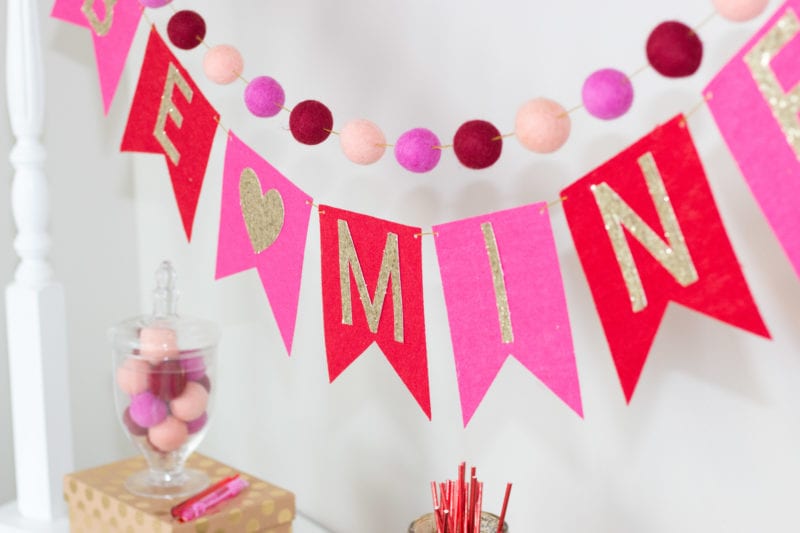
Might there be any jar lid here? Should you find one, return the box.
[108,261,220,358]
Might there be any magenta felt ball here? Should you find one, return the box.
[453,120,502,169]
[340,119,386,164]
[180,355,206,381]
[203,45,244,85]
[167,10,206,50]
[245,77,285,118]
[289,100,333,145]
[582,68,634,120]
[395,128,442,173]
[186,412,208,434]
[712,0,769,21]
[646,21,703,78]
[128,391,168,428]
[515,98,571,153]
[139,0,171,7]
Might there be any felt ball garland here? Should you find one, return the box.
[140,3,761,172]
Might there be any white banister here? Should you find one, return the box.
[3,0,73,528]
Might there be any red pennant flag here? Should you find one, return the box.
[121,27,218,241]
[562,115,770,402]
[319,205,430,419]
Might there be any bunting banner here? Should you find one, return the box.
[433,204,582,426]
[705,0,800,279]
[319,206,430,418]
[562,114,770,402]
[120,27,219,241]
[215,132,314,355]
[51,0,142,114]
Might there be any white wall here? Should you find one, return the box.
[1,0,139,505]
[9,0,800,531]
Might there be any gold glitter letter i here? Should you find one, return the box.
[591,152,699,313]
[744,8,800,159]
[338,220,404,342]
[481,222,514,343]
[81,0,118,36]
[154,63,194,166]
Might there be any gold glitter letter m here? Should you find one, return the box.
[744,9,800,159]
[154,63,194,166]
[591,152,699,313]
[81,0,118,36]
[338,220,404,342]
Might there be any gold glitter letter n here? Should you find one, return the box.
[744,8,800,159]
[154,63,193,166]
[81,0,118,36]
[591,152,699,313]
[338,220,404,343]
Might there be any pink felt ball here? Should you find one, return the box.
[203,45,244,85]
[581,68,634,120]
[170,381,209,422]
[115,358,150,395]
[394,128,442,173]
[244,76,285,118]
[128,391,168,428]
[289,100,334,145]
[712,0,769,21]
[453,120,503,169]
[340,119,387,165]
[180,355,206,381]
[139,326,179,362]
[148,416,189,453]
[514,98,571,153]
[139,0,172,7]
[186,412,208,434]
[167,10,206,50]
[646,21,703,78]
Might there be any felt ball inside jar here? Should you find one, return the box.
[122,407,148,437]
[170,381,209,422]
[712,0,769,21]
[148,360,187,401]
[194,374,212,393]
[148,416,189,453]
[244,76,285,118]
[340,119,386,164]
[139,326,179,362]
[581,68,634,120]
[186,412,208,435]
[394,128,442,173]
[116,358,150,395]
[180,355,206,381]
[129,391,168,428]
[514,98,571,153]
[203,45,244,85]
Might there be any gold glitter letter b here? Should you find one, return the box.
[338,220,404,342]
[154,63,194,166]
[81,0,118,36]
[591,152,699,313]
[744,9,800,159]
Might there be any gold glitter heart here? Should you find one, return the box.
[239,167,285,253]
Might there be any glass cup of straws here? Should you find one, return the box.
[110,261,220,499]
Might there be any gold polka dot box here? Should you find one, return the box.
[63,453,294,533]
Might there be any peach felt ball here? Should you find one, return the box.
[204,45,243,85]
[148,416,189,453]
[139,326,179,363]
[340,119,386,165]
[712,0,769,21]
[170,381,209,422]
[515,98,571,153]
[115,358,150,395]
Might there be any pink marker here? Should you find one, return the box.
[177,476,249,522]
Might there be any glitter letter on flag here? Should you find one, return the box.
[121,27,218,241]
[433,204,582,426]
[216,132,313,355]
[319,206,430,419]
[562,115,770,402]
[706,0,800,279]
[51,0,142,114]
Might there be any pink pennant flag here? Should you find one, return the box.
[216,132,313,355]
[433,204,582,426]
[51,0,143,114]
[705,0,800,278]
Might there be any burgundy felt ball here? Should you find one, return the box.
[713,0,769,21]
[646,21,703,78]
[139,0,171,7]
[453,120,502,169]
[167,10,206,50]
[122,407,148,437]
[148,360,187,401]
[244,76,285,118]
[394,128,442,173]
[194,374,211,393]
[581,68,634,120]
[289,100,333,145]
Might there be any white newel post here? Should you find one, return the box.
[2,0,74,529]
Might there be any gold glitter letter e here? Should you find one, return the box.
[154,63,193,166]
